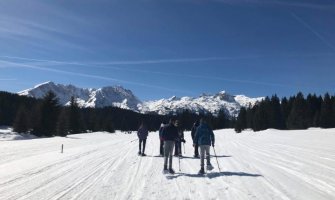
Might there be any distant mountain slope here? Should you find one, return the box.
[18,82,263,117]
[18,82,142,110]
[139,91,263,116]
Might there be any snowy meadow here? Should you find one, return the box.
[0,128,335,200]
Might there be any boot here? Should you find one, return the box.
[206,164,214,171]
[198,168,205,175]
[169,168,175,174]
[141,152,146,156]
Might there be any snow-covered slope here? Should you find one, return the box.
[18,82,263,116]
[1,128,334,199]
[140,91,263,116]
[18,82,142,110]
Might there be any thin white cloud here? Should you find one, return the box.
[212,0,335,10]
[0,78,16,81]
[290,12,335,51]
[0,54,333,89]
[0,60,195,95]
[0,55,264,65]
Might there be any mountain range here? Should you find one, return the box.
[18,82,263,117]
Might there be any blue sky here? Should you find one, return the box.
[0,0,335,100]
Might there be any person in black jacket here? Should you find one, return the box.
[174,120,186,156]
[159,123,166,156]
[162,118,178,174]
[191,120,200,158]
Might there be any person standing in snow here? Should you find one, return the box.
[191,120,200,158]
[159,123,166,156]
[174,120,186,156]
[194,118,215,174]
[137,122,148,156]
[162,118,179,174]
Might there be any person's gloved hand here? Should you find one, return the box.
[182,139,186,143]
[212,142,215,147]
[193,144,195,147]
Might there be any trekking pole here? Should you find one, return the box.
[178,155,181,172]
[183,142,186,155]
[213,146,222,173]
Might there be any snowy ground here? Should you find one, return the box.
[0,128,335,200]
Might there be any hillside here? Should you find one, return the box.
[18,82,263,116]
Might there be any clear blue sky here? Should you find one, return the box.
[0,0,335,100]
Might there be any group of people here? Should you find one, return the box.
[136,118,215,175]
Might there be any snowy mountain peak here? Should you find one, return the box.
[168,96,179,101]
[18,82,141,110]
[18,82,263,117]
[34,81,55,88]
[140,91,263,117]
[219,90,226,95]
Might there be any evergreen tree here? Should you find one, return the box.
[319,93,334,128]
[269,95,284,129]
[68,96,83,134]
[235,107,247,133]
[13,105,30,133]
[287,92,308,129]
[280,97,289,129]
[246,104,255,129]
[56,108,70,137]
[216,109,228,129]
[253,102,268,131]
[32,91,60,137]
[306,94,321,127]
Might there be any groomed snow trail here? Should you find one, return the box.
[1,129,335,200]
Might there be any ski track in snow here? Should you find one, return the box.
[0,129,335,200]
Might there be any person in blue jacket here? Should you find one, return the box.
[194,118,215,174]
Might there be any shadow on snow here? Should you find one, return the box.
[166,171,262,180]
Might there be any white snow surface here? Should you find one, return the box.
[1,128,335,200]
[18,82,263,116]
[0,127,37,141]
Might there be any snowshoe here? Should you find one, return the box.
[141,153,146,156]
[198,168,205,175]
[163,166,169,174]
[169,168,175,174]
[206,164,214,171]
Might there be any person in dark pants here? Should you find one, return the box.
[159,123,166,156]
[137,122,148,156]
[162,118,179,174]
[174,120,186,156]
[191,120,200,158]
[194,118,215,174]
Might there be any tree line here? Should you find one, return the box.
[0,91,233,137]
[235,92,335,133]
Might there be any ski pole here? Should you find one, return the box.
[183,142,186,154]
[179,155,181,172]
[213,146,221,173]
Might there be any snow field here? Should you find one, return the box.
[0,129,335,200]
